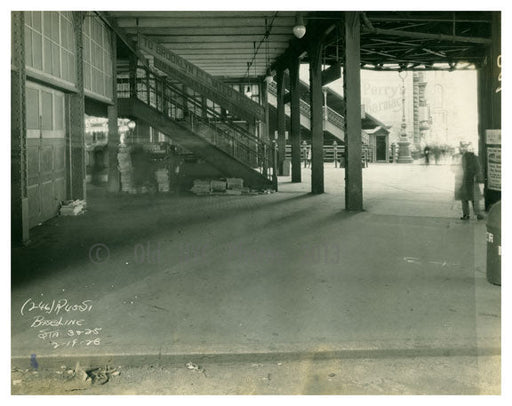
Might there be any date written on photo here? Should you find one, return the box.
[37,328,102,349]
[20,297,103,350]
[49,338,101,350]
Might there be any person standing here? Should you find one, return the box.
[302,140,308,168]
[424,145,431,165]
[454,143,484,220]
[306,143,312,168]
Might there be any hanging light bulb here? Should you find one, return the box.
[293,13,306,39]
[264,17,274,84]
[264,68,274,83]
[246,85,252,98]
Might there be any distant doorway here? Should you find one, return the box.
[376,136,387,162]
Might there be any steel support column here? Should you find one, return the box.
[129,53,138,99]
[478,11,501,210]
[309,39,324,194]
[68,12,86,201]
[289,57,302,183]
[11,11,29,244]
[261,80,270,142]
[107,32,120,193]
[343,12,363,210]
[276,69,286,175]
[261,80,270,178]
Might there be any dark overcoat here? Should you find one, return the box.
[454,152,481,201]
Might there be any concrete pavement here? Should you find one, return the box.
[11,163,500,394]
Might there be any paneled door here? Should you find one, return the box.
[25,81,67,228]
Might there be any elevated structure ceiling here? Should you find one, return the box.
[102,11,494,79]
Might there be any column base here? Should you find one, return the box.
[397,139,414,163]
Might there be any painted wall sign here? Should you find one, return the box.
[138,34,265,122]
[486,129,501,192]
[487,147,501,191]
[486,129,501,145]
[496,55,501,94]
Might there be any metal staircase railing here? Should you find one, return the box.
[267,81,345,130]
[117,63,275,183]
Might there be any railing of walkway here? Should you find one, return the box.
[267,81,345,129]
[285,145,372,166]
[117,64,275,183]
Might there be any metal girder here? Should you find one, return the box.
[270,20,335,74]
[114,16,296,28]
[96,11,151,71]
[362,26,492,45]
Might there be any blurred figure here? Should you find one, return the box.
[302,141,308,168]
[333,140,339,168]
[306,144,312,168]
[433,146,441,165]
[424,145,431,165]
[454,143,484,220]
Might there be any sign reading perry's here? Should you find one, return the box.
[138,34,265,122]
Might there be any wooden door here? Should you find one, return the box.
[25,82,67,228]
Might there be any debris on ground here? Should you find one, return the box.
[227,177,244,191]
[71,362,120,386]
[210,179,227,193]
[186,362,199,370]
[118,145,134,193]
[190,178,273,196]
[59,200,86,216]
[190,179,211,195]
[185,362,207,377]
[155,168,170,192]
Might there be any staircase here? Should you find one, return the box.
[267,79,370,145]
[117,63,275,190]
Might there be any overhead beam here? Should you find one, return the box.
[109,11,297,18]
[271,21,335,74]
[119,27,294,35]
[95,11,151,70]
[154,43,288,50]
[321,62,342,85]
[127,33,293,42]
[362,27,492,44]
[115,16,296,28]
[367,16,492,24]
[360,65,477,72]
[277,63,340,105]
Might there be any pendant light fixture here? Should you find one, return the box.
[293,12,306,39]
[245,61,252,97]
[264,17,274,83]
[265,68,274,84]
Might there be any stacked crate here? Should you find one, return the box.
[155,168,170,192]
[118,146,134,193]
[190,179,211,195]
